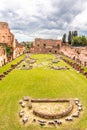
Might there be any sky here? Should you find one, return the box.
[0,0,87,42]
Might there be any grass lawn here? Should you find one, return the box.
[0,54,87,130]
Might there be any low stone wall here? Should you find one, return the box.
[32,99,73,119]
[50,66,69,70]
[31,98,70,102]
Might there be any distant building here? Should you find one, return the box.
[30,38,62,54]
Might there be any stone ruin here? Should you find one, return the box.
[15,56,37,70]
[50,65,69,70]
[52,59,59,63]
[18,97,83,127]
[33,99,73,119]
[20,64,33,70]
[61,56,87,78]
[26,59,36,64]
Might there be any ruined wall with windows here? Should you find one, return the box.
[0,22,14,46]
[31,38,62,54]
[0,22,15,63]
[0,22,25,66]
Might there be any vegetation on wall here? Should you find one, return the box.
[6,46,13,56]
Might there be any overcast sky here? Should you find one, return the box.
[0,0,87,42]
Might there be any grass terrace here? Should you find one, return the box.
[0,54,87,130]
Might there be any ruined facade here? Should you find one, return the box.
[0,22,14,46]
[13,43,25,59]
[0,22,25,66]
[30,38,62,54]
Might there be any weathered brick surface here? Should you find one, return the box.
[0,22,14,46]
[0,44,7,66]
[30,38,62,54]
[0,22,25,66]
[60,46,87,67]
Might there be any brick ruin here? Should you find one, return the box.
[0,22,14,46]
[19,97,83,126]
[60,46,87,67]
[0,22,87,68]
[0,43,7,66]
[30,38,62,54]
[13,39,25,59]
[29,38,87,67]
[0,22,25,66]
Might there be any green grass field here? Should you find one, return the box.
[0,54,87,130]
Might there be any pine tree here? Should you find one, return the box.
[68,31,72,44]
[62,33,66,43]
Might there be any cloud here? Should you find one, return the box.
[70,2,87,30]
[0,0,87,41]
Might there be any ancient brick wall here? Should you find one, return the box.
[13,43,25,59]
[0,22,25,65]
[0,22,14,46]
[60,46,87,66]
[31,38,62,54]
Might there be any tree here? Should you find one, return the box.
[62,33,66,43]
[25,43,33,50]
[73,31,78,37]
[72,36,78,46]
[80,36,87,46]
[68,31,72,44]
[72,36,87,46]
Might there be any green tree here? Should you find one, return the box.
[72,31,78,39]
[62,33,66,43]
[72,36,87,46]
[73,31,78,37]
[68,31,72,44]
[25,43,33,50]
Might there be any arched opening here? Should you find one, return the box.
[49,50,51,53]
[57,44,60,49]
[43,43,46,47]
[37,44,39,47]
[55,50,57,54]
